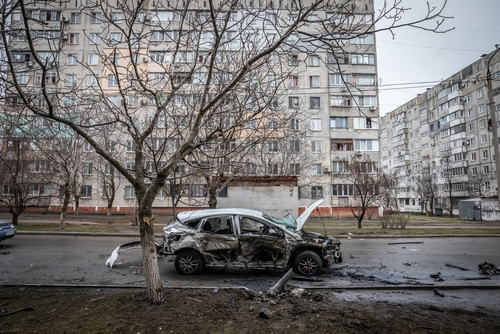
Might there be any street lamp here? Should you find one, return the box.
[486,45,500,204]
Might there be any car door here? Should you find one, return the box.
[195,215,239,254]
[237,216,287,266]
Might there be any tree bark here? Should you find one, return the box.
[60,191,70,229]
[208,188,217,209]
[138,203,165,304]
[11,214,19,226]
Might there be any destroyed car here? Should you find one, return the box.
[106,200,342,276]
[0,219,16,242]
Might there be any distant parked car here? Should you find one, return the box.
[0,219,17,242]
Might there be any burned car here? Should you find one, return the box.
[107,200,342,276]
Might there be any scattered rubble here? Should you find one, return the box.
[258,307,273,319]
[434,288,445,297]
[445,263,470,271]
[478,262,500,275]
[430,272,445,282]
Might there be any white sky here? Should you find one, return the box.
[375,0,500,116]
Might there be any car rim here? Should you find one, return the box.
[298,257,318,275]
[179,254,199,273]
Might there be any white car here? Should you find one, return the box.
[107,200,342,276]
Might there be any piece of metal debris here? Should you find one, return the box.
[430,272,444,281]
[478,262,500,275]
[291,275,319,282]
[213,287,220,293]
[388,241,424,245]
[445,263,470,271]
[403,263,411,266]
[433,288,445,297]
[259,307,273,319]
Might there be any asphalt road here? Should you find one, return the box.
[1,235,499,290]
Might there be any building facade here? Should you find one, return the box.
[380,49,500,213]
[0,0,379,217]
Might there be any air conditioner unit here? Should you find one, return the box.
[62,17,70,23]
[341,86,347,92]
[62,33,68,41]
[323,167,331,173]
[26,61,34,67]
[355,151,362,156]
[460,97,466,103]
[143,15,151,22]
[369,106,377,111]
[142,56,149,62]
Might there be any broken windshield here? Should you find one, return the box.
[263,213,297,230]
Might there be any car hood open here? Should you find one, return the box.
[294,199,323,231]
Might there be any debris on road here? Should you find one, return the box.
[445,263,470,271]
[259,307,273,319]
[434,288,445,297]
[430,272,444,282]
[478,262,500,275]
[403,263,411,266]
[388,241,424,245]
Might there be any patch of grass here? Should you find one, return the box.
[16,225,119,233]
[304,226,500,236]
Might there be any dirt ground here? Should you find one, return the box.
[1,286,499,334]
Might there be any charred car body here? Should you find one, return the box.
[106,200,342,276]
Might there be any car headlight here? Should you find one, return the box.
[10,225,15,229]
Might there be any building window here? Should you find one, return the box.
[481,134,487,143]
[108,75,118,86]
[88,53,99,65]
[354,139,379,151]
[68,33,79,44]
[110,32,122,44]
[82,163,93,175]
[65,74,77,86]
[289,138,300,152]
[310,118,321,131]
[311,186,323,199]
[110,53,120,65]
[288,75,299,87]
[267,118,278,130]
[468,123,474,132]
[87,75,98,86]
[267,163,279,175]
[482,150,489,160]
[485,181,491,191]
[67,53,78,65]
[16,73,28,84]
[70,12,81,23]
[478,104,485,113]
[330,117,348,129]
[268,140,279,153]
[81,185,92,198]
[329,73,350,86]
[309,75,320,87]
[310,97,321,109]
[289,96,300,108]
[332,161,349,174]
[331,139,353,151]
[291,118,300,130]
[308,55,319,67]
[124,186,136,199]
[483,165,490,174]
[470,152,476,161]
[111,12,123,22]
[311,140,322,153]
[90,12,102,23]
[289,163,300,175]
[89,33,100,44]
[332,184,354,196]
[477,89,484,99]
[311,163,322,175]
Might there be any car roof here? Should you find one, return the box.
[176,208,265,222]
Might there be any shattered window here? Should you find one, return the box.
[201,216,233,234]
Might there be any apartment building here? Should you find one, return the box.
[380,48,500,213]
[0,0,378,216]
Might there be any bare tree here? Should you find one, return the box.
[0,135,52,225]
[333,157,385,228]
[0,0,451,303]
[410,161,438,215]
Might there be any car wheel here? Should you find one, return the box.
[292,250,323,276]
[174,250,205,275]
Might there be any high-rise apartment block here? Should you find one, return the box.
[0,0,378,216]
[380,49,500,213]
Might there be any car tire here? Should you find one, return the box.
[292,250,323,276]
[174,250,205,275]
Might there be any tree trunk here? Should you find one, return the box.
[107,205,112,216]
[138,203,165,304]
[208,188,217,209]
[11,214,19,226]
[74,197,80,215]
[60,192,70,229]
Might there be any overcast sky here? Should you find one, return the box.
[375,0,500,116]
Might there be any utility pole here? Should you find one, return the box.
[486,45,500,204]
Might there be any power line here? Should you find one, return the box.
[377,40,492,53]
